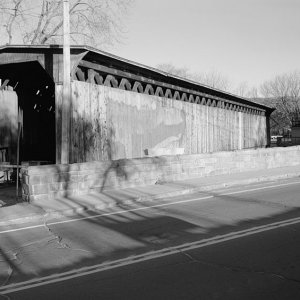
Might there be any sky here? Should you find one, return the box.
[112,0,300,91]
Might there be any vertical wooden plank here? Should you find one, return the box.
[98,85,108,160]
[209,106,213,153]
[210,106,213,152]
[234,110,237,150]
[197,104,201,154]
[230,110,233,150]
[125,90,131,158]
[200,104,204,153]
[70,82,79,163]
[244,111,246,148]
[206,105,209,153]
[89,83,99,161]
[224,108,227,150]
[216,107,219,151]
[199,105,202,153]
[239,111,243,150]
[205,106,209,153]
[212,106,215,152]
[213,107,217,152]
[220,107,223,151]
[217,107,221,151]
[70,82,77,163]
[223,107,227,150]
[83,82,91,161]
[249,113,252,147]
[247,113,250,148]
[186,102,192,154]
[195,103,199,154]
[226,109,229,151]
[227,109,230,150]
[77,81,87,162]
[225,108,228,150]
[209,105,212,153]
[251,114,254,147]
[230,109,233,150]
[245,112,248,148]
[188,102,192,154]
[248,113,250,148]
[94,84,102,161]
[205,105,209,153]
[55,84,62,164]
[234,111,238,150]
[191,103,197,154]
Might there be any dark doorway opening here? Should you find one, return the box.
[0,61,56,163]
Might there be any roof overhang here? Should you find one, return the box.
[0,44,275,114]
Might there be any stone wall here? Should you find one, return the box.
[21,146,300,202]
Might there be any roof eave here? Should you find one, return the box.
[0,44,274,112]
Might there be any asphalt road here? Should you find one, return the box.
[1,178,300,299]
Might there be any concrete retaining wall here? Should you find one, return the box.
[21,146,300,202]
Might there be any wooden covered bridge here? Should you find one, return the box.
[0,45,274,166]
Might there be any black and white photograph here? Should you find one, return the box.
[0,0,300,299]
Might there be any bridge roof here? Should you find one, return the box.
[0,44,274,113]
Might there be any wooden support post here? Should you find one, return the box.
[16,109,22,200]
[239,111,243,150]
[61,0,71,164]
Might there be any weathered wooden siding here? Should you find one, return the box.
[56,81,267,163]
[0,90,18,163]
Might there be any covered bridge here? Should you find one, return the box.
[0,45,274,166]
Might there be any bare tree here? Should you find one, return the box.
[260,70,300,126]
[0,0,132,48]
[195,70,231,92]
[247,86,259,99]
[156,63,231,91]
[156,63,192,79]
[234,81,250,97]
[233,82,259,100]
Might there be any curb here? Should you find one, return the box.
[134,171,300,202]
[1,172,300,227]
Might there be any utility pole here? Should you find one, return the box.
[61,0,71,164]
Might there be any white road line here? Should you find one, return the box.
[1,180,300,235]
[1,216,300,295]
[221,180,300,196]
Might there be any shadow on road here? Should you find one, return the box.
[1,177,300,292]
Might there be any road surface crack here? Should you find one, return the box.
[43,221,71,249]
[180,251,300,285]
[42,219,93,254]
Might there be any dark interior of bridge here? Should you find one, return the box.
[0,61,56,164]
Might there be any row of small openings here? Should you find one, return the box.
[74,67,265,116]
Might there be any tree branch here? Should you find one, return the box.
[30,0,46,44]
[5,0,23,44]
